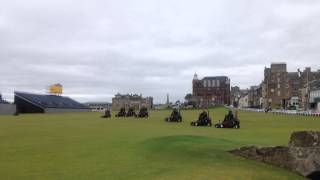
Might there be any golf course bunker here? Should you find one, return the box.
[230,131,320,179]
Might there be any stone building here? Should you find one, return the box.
[238,93,249,108]
[84,102,112,111]
[248,85,262,108]
[262,63,320,109]
[192,73,230,107]
[310,88,320,112]
[262,63,290,109]
[230,86,241,107]
[300,80,320,112]
[112,93,153,110]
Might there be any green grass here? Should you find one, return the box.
[0,108,319,180]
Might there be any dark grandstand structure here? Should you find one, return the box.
[14,91,90,113]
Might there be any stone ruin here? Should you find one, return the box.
[289,131,320,179]
[230,131,320,179]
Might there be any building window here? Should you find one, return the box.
[278,91,281,96]
[271,89,274,93]
[212,80,216,87]
[277,84,280,88]
[217,80,220,87]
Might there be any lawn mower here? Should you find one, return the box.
[137,107,148,118]
[115,107,126,117]
[165,108,182,122]
[214,110,240,129]
[190,111,212,126]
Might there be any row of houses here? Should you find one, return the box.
[233,63,320,112]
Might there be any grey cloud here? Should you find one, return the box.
[1,0,320,103]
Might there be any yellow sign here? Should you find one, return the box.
[49,84,63,95]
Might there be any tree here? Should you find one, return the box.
[185,93,193,102]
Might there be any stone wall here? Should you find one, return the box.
[230,146,292,169]
[289,131,320,177]
[230,131,320,179]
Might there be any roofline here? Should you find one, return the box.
[14,91,66,97]
[202,76,229,78]
[201,76,229,81]
[271,62,287,64]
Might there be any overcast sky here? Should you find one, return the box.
[1,0,320,103]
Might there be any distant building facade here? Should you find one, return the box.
[112,93,153,110]
[262,63,290,109]
[192,73,230,107]
[248,85,262,108]
[310,89,320,112]
[262,63,320,109]
[238,94,249,108]
[230,86,241,107]
[84,102,112,111]
[304,80,320,112]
